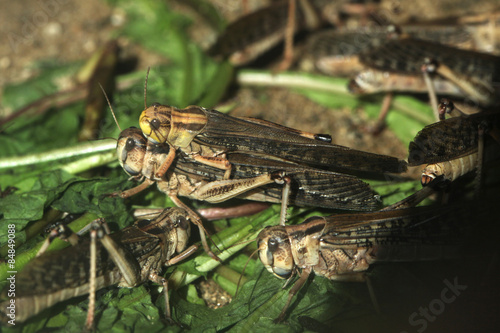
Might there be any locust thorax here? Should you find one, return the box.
[139,103,173,144]
[257,226,294,279]
[117,127,147,177]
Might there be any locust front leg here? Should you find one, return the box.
[275,266,312,323]
[155,143,177,179]
[278,0,320,71]
[115,178,155,198]
[368,92,394,135]
[277,0,296,71]
[150,245,199,324]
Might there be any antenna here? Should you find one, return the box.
[144,67,150,109]
[99,83,121,132]
[235,247,260,297]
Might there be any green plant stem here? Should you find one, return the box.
[60,151,116,174]
[237,70,350,95]
[213,265,245,296]
[0,140,116,170]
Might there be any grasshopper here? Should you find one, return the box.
[117,127,386,227]
[118,126,387,209]
[300,14,500,131]
[354,36,500,103]
[305,29,464,97]
[345,34,500,130]
[209,0,320,67]
[137,102,406,182]
[408,101,499,187]
[116,123,397,260]
[0,207,197,329]
[256,189,495,322]
[305,11,500,77]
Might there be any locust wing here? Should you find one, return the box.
[195,109,407,175]
[408,112,498,166]
[175,151,382,211]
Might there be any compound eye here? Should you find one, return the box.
[268,237,280,252]
[175,215,190,230]
[125,138,136,152]
[150,118,161,130]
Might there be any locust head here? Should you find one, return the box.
[167,207,191,255]
[117,127,147,177]
[257,226,294,279]
[421,164,442,186]
[139,103,173,144]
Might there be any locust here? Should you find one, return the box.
[210,0,500,68]
[295,12,500,132]
[304,11,500,77]
[0,207,197,329]
[256,189,495,322]
[137,102,406,197]
[118,127,390,210]
[408,101,500,187]
[358,37,500,102]
[208,0,365,68]
[354,35,500,113]
[305,25,500,129]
